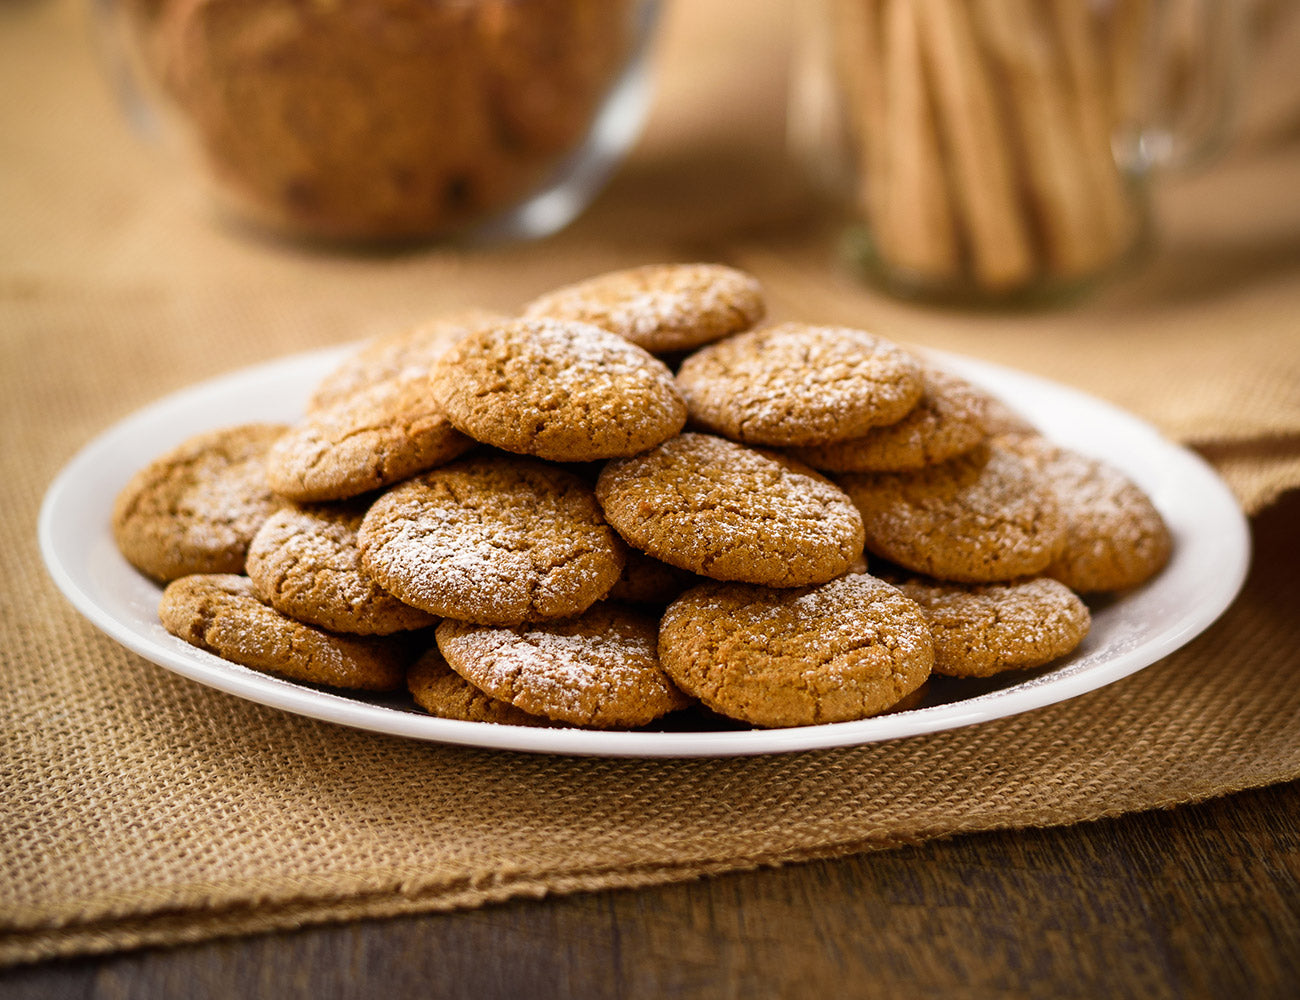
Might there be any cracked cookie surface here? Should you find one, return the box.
[246,501,438,635]
[675,323,924,447]
[158,574,410,690]
[658,574,934,728]
[839,443,1065,583]
[522,262,764,353]
[429,317,686,461]
[891,576,1090,677]
[112,423,287,582]
[789,367,990,472]
[407,646,558,727]
[358,455,626,625]
[595,433,865,587]
[1002,435,1172,592]
[267,375,475,502]
[437,604,691,728]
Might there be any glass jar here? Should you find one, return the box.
[791,0,1246,305]
[92,0,660,244]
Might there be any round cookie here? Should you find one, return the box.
[158,574,409,690]
[358,455,626,625]
[429,317,687,461]
[1003,436,1173,592]
[838,443,1065,583]
[245,501,438,635]
[595,433,865,588]
[658,574,934,728]
[603,549,701,607]
[406,646,558,727]
[891,576,1091,677]
[674,323,925,447]
[437,604,691,728]
[267,375,476,502]
[788,367,990,472]
[310,309,506,410]
[522,262,765,354]
[112,423,287,582]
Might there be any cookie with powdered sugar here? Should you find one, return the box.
[406,646,559,727]
[436,604,691,728]
[522,262,765,354]
[358,454,626,626]
[429,317,686,462]
[674,323,925,447]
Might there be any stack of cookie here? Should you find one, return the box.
[112,263,1172,731]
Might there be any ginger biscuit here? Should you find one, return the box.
[789,367,990,472]
[603,549,701,607]
[522,263,765,354]
[892,576,1091,677]
[267,375,476,502]
[429,317,686,462]
[595,433,865,588]
[1003,436,1173,592]
[112,423,287,582]
[245,502,438,635]
[407,646,558,727]
[674,323,925,447]
[309,309,506,411]
[358,455,626,626]
[159,573,409,690]
[658,574,934,728]
[839,443,1065,583]
[437,604,691,728]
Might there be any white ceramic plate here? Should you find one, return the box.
[39,346,1250,757]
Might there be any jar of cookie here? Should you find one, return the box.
[93,0,660,244]
[790,0,1247,305]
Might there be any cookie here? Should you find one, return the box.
[437,604,691,728]
[267,375,476,502]
[839,443,1064,583]
[892,576,1091,677]
[429,317,686,461]
[358,455,626,625]
[245,501,438,635]
[658,574,934,728]
[1002,436,1173,592]
[603,549,701,606]
[595,433,865,587]
[406,646,558,727]
[158,574,409,690]
[310,309,506,410]
[788,367,990,472]
[522,263,765,353]
[674,323,925,447]
[112,423,287,582]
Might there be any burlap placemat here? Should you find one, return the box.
[3,0,1300,969]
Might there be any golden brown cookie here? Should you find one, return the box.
[658,574,934,728]
[1002,436,1173,592]
[112,423,287,582]
[891,576,1091,677]
[674,323,925,447]
[429,317,686,461]
[437,604,690,728]
[245,501,438,635]
[788,367,990,472]
[358,455,626,625]
[158,574,409,690]
[602,549,701,606]
[406,646,558,727]
[522,263,765,353]
[595,433,865,587]
[267,375,476,502]
[309,309,506,411]
[839,443,1065,583]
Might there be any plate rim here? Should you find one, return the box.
[37,346,1252,758]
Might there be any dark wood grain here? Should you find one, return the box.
[5,776,1298,1000]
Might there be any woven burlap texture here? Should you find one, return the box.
[4,0,1300,969]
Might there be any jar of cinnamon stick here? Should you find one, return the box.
[792,0,1246,304]
[94,0,660,244]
